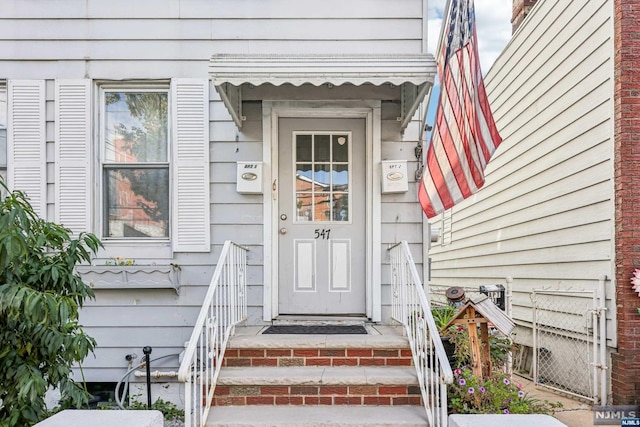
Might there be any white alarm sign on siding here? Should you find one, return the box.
[236,162,263,194]
[381,160,408,194]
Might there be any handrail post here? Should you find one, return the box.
[388,240,453,427]
[178,241,249,427]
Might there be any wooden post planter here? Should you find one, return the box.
[441,295,515,380]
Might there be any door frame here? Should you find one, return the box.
[262,100,382,322]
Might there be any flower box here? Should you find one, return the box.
[76,264,180,293]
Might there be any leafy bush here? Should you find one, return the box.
[449,367,562,414]
[0,182,102,426]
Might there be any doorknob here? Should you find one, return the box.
[279,228,287,235]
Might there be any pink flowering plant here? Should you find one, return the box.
[448,367,562,414]
[630,269,640,314]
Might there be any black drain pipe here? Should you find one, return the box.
[143,346,152,409]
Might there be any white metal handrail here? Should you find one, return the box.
[178,241,248,427]
[389,241,453,427]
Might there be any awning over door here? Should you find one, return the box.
[209,53,436,130]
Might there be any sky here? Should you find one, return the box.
[427,0,514,74]
[424,0,513,133]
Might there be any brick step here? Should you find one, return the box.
[206,406,428,427]
[213,366,422,407]
[222,347,413,367]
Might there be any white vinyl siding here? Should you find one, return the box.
[0,0,428,380]
[7,80,46,217]
[0,0,424,80]
[428,0,614,341]
[171,78,210,252]
[55,79,91,235]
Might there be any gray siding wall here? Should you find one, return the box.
[427,0,616,345]
[0,0,426,381]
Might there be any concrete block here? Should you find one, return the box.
[449,414,567,427]
[35,409,164,427]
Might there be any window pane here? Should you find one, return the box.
[333,193,349,221]
[314,134,330,162]
[104,168,169,238]
[104,92,168,163]
[331,165,348,191]
[332,134,348,162]
[296,163,313,191]
[314,164,331,187]
[315,192,331,221]
[296,134,312,162]
[296,193,313,221]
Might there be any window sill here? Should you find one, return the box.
[76,264,180,293]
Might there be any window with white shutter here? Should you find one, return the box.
[7,80,46,217]
[95,79,210,254]
[171,79,210,252]
[56,80,91,235]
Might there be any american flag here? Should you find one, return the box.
[418,0,502,218]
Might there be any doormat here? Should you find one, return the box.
[262,324,368,335]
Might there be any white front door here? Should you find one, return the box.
[277,118,366,315]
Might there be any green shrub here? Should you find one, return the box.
[0,181,102,426]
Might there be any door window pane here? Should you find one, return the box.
[333,193,349,222]
[315,192,331,221]
[314,134,331,162]
[293,132,351,222]
[296,193,313,221]
[332,134,349,162]
[296,135,312,162]
[331,165,349,191]
[314,164,331,187]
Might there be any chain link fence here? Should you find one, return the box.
[532,289,597,401]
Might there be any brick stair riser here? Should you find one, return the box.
[223,348,413,367]
[212,384,422,406]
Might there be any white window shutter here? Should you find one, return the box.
[8,80,46,217]
[55,80,91,235]
[171,79,210,252]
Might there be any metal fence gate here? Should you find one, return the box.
[532,289,598,402]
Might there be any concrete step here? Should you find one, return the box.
[206,405,428,426]
[213,366,421,407]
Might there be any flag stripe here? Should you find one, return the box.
[419,0,502,219]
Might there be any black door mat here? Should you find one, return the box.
[262,324,368,335]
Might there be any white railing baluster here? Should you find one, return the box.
[388,241,453,427]
[178,241,249,427]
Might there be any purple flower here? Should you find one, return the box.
[468,387,475,394]
[503,409,510,414]
[458,378,466,386]
[454,369,461,376]
[518,391,525,397]
[478,386,486,393]
[503,378,510,385]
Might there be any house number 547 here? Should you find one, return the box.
[314,229,331,240]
